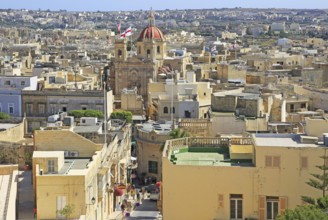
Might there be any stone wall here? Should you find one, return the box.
[0,142,34,169]
[0,120,25,142]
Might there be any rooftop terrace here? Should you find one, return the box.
[164,137,254,167]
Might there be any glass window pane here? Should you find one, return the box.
[230,200,236,219]
[237,200,243,219]
[273,202,279,218]
[267,202,272,219]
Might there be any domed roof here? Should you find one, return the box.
[137,25,165,41]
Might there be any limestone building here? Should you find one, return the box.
[161,130,327,220]
[111,10,166,105]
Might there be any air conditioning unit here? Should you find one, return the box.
[64,151,70,157]
[70,151,79,157]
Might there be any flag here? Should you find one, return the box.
[117,20,121,33]
[211,45,217,53]
[120,27,132,38]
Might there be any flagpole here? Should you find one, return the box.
[119,20,121,35]
[130,31,132,52]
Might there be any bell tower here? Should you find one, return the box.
[114,38,127,62]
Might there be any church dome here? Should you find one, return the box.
[137,26,165,41]
[137,9,165,42]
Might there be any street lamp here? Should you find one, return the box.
[86,197,96,205]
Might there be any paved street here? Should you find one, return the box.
[17,170,34,220]
[127,198,162,220]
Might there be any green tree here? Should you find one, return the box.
[0,112,10,119]
[68,110,103,119]
[110,110,132,123]
[302,150,328,205]
[168,128,190,139]
[160,128,190,152]
[276,204,328,220]
[57,204,75,219]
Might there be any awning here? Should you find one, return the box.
[114,188,124,196]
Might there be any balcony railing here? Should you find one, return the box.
[163,137,253,158]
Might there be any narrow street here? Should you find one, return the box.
[17,170,35,220]
[127,198,162,220]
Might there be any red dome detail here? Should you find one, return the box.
[137,25,165,41]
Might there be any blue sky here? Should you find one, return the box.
[1,0,328,11]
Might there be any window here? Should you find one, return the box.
[50,104,56,114]
[0,104,2,112]
[38,104,45,114]
[48,160,55,173]
[230,194,243,220]
[265,156,280,168]
[118,49,122,58]
[8,103,14,114]
[4,80,10,86]
[147,49,151,58]
[81,106,87,110]
[266,197,279,220]
[163,107,168,114]
[49,76,55,84]
[157,46,160,54]
[204,92,206,96]
[148,161,158,174]
[290,104,294,112]
[301,103,306,108]
[170,107,175,114]
[62,106,67,112]
[21,81,26,86]
[138,46,141,54]
[26,103,33,114]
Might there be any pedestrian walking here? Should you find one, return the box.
[136,190,140,202]
[120,202,125,216]
[131,186,136,200]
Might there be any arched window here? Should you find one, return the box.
[163,107,168,114]
[118,49,122,58]
[157,46,160,54]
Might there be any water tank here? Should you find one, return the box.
[48,114,59,122]
[323,133,328,147]
[63,116,74,126]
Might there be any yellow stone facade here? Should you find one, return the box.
[161,136,325,220]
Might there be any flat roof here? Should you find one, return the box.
[139,121,172,134]
[73,125,102,133]
[254,134,318,148]
[33,151,63,158]
[174,152,253,167]
[59,159,90,174]
[0,124,17,130]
